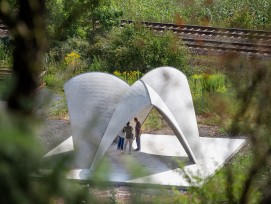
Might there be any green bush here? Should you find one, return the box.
[90,24,191,74]
[46,0,123,41]
[44,38,91,92]
[87,56,107,72]
[49,37,90,61]
[43,74,61,88]
[0,38,13,67]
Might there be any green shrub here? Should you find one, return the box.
[87,56,107,72]
[44,74,59,88]
[46,0,123,41]
[0,38,13,67]
[44,45,89,93]
[90,24,191,74]
[49,37,90,61]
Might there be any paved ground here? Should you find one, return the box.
[38,119,221,154]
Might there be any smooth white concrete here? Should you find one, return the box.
[44,136,73,157]
[144,82,196,163]
[141,67,204,160]
[64,72,130,168]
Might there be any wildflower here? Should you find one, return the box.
[65,51,80,66]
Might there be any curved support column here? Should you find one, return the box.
[143,82,197,163]
[141,67,204,160]
[64,72,130,168]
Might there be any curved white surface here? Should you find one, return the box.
[141,67,203,160]
[90,80,197,170]
[143,82,196,162]
[64,72,130,168]
[44,67,246,187]
[64,68,202,169]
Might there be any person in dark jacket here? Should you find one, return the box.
[134,117,141,151]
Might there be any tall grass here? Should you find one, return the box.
[189,73,237,128]
[113,70,142,85]
[112,0,180,23]
[112,0,271,29]
[0,39,13,67]
[189,73,227,97]
[142,108,164,132]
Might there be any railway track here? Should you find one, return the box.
[121,20,271,56]
[1,20,271,56]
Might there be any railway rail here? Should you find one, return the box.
[121,20,271,56]
[1,20,271,56]
[0,20,271,57]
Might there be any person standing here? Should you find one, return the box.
[117,129,125,150]
[123,122,133,154]
[134,117,141,151]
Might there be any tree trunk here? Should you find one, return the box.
[7,0,47,115]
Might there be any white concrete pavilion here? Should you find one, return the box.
[43,67,245,188]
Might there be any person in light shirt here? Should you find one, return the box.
[117,129,125,150]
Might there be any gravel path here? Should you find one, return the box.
[38,119,71,153]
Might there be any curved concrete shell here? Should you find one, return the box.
[141,67,203,160]
[44,67,246,187]
[64,72,130,168]
[64,68,202,169]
